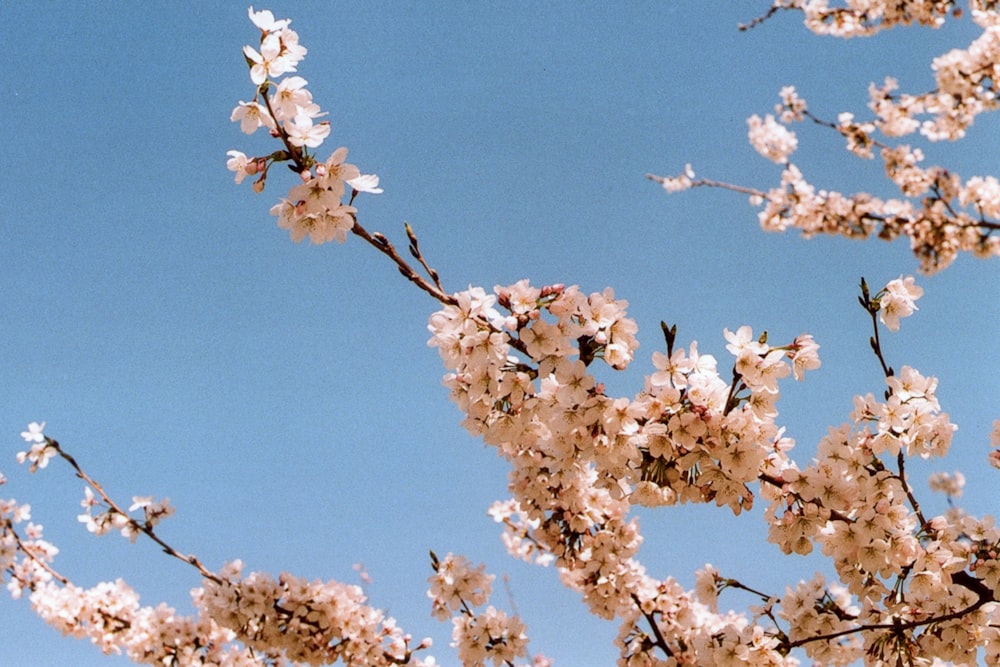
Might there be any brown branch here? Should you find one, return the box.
[784,589,993,651]
[858,278,894,379]
[738,5,783,32]
[645,173,768,199]
[258,82,308,173]
[2,518,70,587]
[349,218,457,307]
[631,593,675,659]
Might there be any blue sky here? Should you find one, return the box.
[2,2,998,665]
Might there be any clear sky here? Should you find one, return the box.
[2,2,998,665]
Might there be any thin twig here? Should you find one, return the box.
[50,440,223,585]
[349,218,457,307]
[631,593,675,659]
[2,518,70,586]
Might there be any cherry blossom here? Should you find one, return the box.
[284,114,331,148]
[247,6,289,33]
[225,150,251,183]
[928,471,965,498]
[269,75,314,121]
[230,100,275,135]
[19,422,45,444]
[16,423,56,473]
[747,113,798,163]
[244,33,296,86]
[878,275,924,332]
[3,4,1000,667]
[347,173,384,195]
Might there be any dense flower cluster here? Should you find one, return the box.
[199,560,423,666]
[424,278,832,662]
[427,553,530,666]
[754,0,955,38]
[748,113,799,163]
[419,270,1000,665]
[427,553,495,621]
[30,578,252,665]
[653,1,1000,273]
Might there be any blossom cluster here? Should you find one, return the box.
[227,7,382,245]
[747,113,798,163]
[741,91,999,272]
[5,422,434,665]
[77,486,175,543]
[427,553,531,666]
[424,277,833,662]
[655,2,1000,273]
[30,579,253,665]
[1,495,55,602]
[199,560,425,666]
[15,421,55,473]
[928,470,965,498]
[774,0,954,38]
[418,269,1000,664]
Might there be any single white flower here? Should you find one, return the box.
[230,100,275,135]
[226,150,250,183]
[243,33,296,85]
[347,173,383,194]
[879,275,923,331]
[284,114,330,148]
[269,76,313,121]
[247,6,289,33]
[20,421,46,443]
